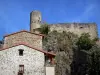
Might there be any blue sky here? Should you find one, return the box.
[0,0,100,40]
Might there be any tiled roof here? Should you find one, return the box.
[0,42,55,56]
[4,30,44,37]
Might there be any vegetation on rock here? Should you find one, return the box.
[40,24,100,75]
[39,23,50,35]
[76,33,95,50]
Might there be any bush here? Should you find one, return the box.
[76,33,95,50]
[39,23,50,35]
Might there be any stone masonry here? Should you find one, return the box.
[50,23,98,39]
[3,31,43,49]
[0,45,44,75]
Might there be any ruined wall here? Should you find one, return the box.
[3,32,42,49]
[0,45,44,75]
[50,23,98,39]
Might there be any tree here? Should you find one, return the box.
[39,23,50,35]
[76,33,95,50]
[43,30,100,75]
[87,45,100,75]
[43,31,78,75]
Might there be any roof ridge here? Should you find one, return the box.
[0,42,55,56]
[4,30,44,38]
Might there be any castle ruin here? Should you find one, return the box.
[30,10,98,39]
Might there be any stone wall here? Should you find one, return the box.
[3,31,42,49]
[30,11,41,33]
[0,45,44,75]
[50,23,98,39]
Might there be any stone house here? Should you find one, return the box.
[0,30,55,75]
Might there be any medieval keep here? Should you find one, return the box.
[0,10,98,75]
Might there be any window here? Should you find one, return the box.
[80,27,84,29]
[18,72,23,75]
[38,20,40,22]
[19,65,24,73]
[39,17,40,20]
[33,29,35,32]
[66,25,70,28]
[19,49,24,56]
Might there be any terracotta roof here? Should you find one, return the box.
[4,30,44,37]
[0,42,55,56]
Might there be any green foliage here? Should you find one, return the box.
[74,33,100,75]
[76,33,95,50]
[43,31,78,75]
[43,31,78,52]
[39,23,50,35]
[93,37,99,41]
[87,45,100,75]
[43,30,100,75]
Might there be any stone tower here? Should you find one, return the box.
[30,10,41,33]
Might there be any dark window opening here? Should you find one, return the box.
[33,29,35,32]
[39,17,40,20]
[66,25,70,28]
[59,48,64,51]
[80,27,84,29]
[19,49,24,56]
[18,72,23,75]
[38,20,40,22]
[45,55,51,64]
[19,65,24,73]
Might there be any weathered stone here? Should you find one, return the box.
[3,31,42,49]
[0,45,44,75]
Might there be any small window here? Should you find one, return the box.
[66,25,70,28]
[19,49,24,56]
[33,29,35,32]
[18,72,23,75]
[80,27,84,29]
[19,65,24,73]
[38,20,40,22]
[39,17,40,20]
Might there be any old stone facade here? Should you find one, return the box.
[0,42,55,75]
[3,30,43,49]
[0,45,44,75]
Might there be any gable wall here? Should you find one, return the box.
[3,32,42,49]
[0,45,44,75]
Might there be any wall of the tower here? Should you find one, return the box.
[30,11,41,33]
